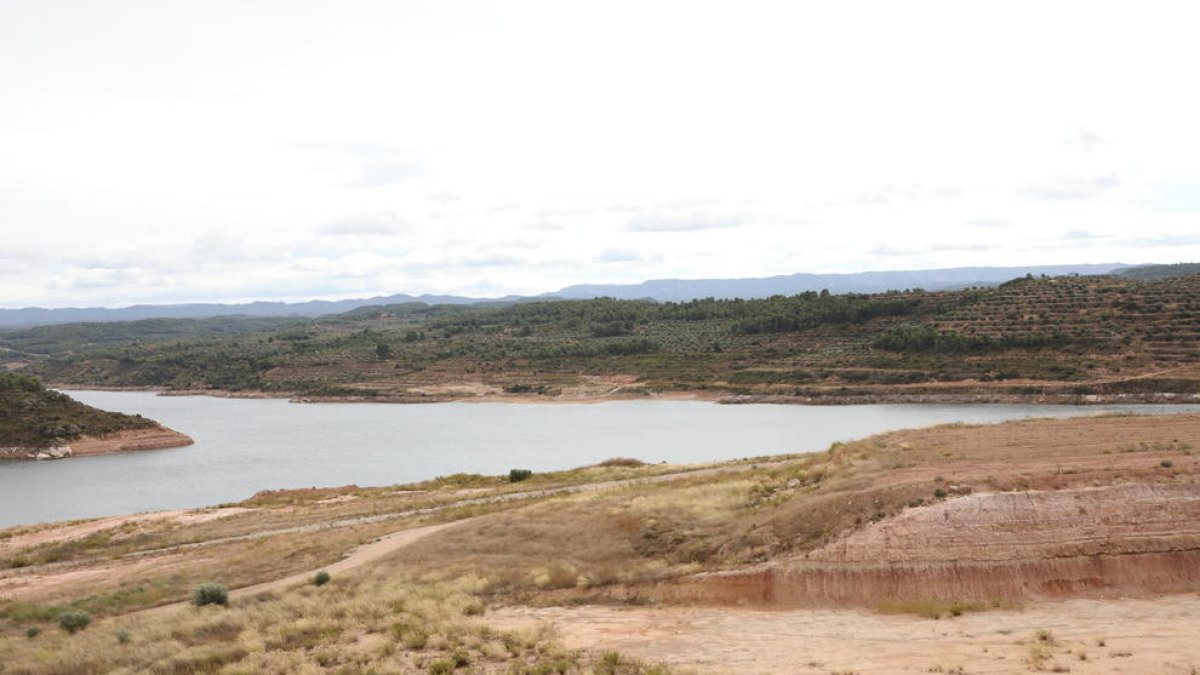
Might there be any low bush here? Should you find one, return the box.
[509,469,533,482]
[193,582,229,607]
[314,570,331,586]
[58,609,91,634]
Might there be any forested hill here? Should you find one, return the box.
[3,272,1198,403]
[0,374,156,448]
[1118,263,1200,281]
[0,263,1136,328]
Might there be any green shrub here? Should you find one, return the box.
[58,609,91,634]
[116,629,131,644]
[193,582,229,607]
[427,658,456,675]
[313,570,331,587]
[933,488,948,499]
[25,626,41,639]
[1161,459,1174,468]
[594,651,622,675]
[509,469,533,482]
[402,628,428,650]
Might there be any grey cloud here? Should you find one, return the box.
[53,267,137,290]
[191,232,254,263]
[593,247,644,263]
[297,140,423,188]
[1061,229,1107,240]
[871,242,990,256]
[396,252,530,274]
[603,204,649,214]
[1148,183,1200,213]
[1119,233,1200,248]
[835,185,961,207]
[62,254,135,270]
[626,212,746,232]
[340,159,422,188]
[1069,128,1106,148]
[456,253,525,269]
[525,218,564,231]
[490,237,542,249]
[1022,174,1118,200]
[317,212,410,236]
[928,242,989,253]
[846,186,918,205]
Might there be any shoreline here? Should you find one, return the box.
[54,384,1200,407]
[0,426,194,461]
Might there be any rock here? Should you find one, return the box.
[1,444,71,460]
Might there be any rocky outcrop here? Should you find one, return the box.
[0,427,193,461]
[0,444,71,460]
[669,484,1200,606]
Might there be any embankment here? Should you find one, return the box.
[0,426,193,460]
[668,483,1200,606]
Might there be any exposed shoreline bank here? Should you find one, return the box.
[0,426,193,461]
[54,383,1200,407]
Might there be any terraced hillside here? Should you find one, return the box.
[4,273,1198,403]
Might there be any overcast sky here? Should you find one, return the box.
[3,1,1199,308]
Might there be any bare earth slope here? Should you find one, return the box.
[647,415,1200,608]
[679,483,1200,607]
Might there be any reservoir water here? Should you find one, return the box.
[2,391,1198,528]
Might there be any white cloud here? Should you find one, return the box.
[2,1,1200,307]
[626,212,747,232]
[1021,175,1120,201]
[317,212,410,236]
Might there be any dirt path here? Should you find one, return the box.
[137,519,475,616]
[227,518,475,600]
[3,460,782,604]
[491,596,1200,674]
[114,459,788,615]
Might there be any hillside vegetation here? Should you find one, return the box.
[0,374,155,448]
[1117,262,1200,281]
[3,272,1198,402]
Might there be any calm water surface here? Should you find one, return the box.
[1,391,1197,528]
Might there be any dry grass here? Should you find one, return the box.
[3,413,1200,671]
[0,568,671,674]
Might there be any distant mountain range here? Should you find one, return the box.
[0,263,1148,329]
[549,263,1135,301]
[0,294,522,329]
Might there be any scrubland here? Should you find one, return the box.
[1,413,1199,673]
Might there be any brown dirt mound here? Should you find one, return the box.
[671,484,1200,606]
[69,426,193,456]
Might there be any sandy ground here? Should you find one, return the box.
[69,426,193,456]
[490,596,1200,674]
[0,507,248,554]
